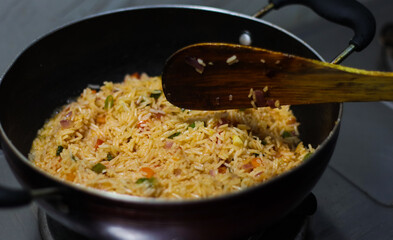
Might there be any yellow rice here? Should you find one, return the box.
[29,73,313,199]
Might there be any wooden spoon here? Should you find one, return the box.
[162,43,393,110]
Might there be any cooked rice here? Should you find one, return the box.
[29,73,312,199]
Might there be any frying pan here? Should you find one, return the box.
[0,1,375,239]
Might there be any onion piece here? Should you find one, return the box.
[266,99,276,108]
[242,163,253,172]
[209,169,216,176]
[185,56,204,74]
[253,90,266,107]
[165,141,174,149]
[65,111,72,118]
[60,119,72,129]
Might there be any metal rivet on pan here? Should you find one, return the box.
[239,31,252,45]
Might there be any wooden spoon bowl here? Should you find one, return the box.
[162,43,393,110]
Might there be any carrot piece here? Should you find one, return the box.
[251,158,262,168]
[140,167,155,178]
[96,115,106,124]
[218,165,227,174]
[65,173,75,181]
[95,139,104,150]
[130,72,140,79]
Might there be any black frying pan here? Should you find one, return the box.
[0,1,375,239]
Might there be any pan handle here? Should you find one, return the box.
[254,0,376,63]
[0,185,58,207]
[269,0,376,51]
[0,186,32,207]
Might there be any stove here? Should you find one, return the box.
[1,0,393,240]
[37,194,316,240]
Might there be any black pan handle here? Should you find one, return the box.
[269,0,376,51]
[0,185,58,207]
[0,186,32,207]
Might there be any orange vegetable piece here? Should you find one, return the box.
[130,72,140,79]
[96,115,106,124]
[140,167,155,178]
[251,158,262,168]
[95,139,104,150]
[218,165,227,174]
[286,117,297,124]
[65,173,75,181]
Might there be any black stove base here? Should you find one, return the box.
[38,194,316,240]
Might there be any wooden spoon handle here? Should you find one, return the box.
[162,43,393,110]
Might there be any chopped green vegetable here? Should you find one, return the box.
[150,90,162,99]
[303,152,312,161]
[136,177,157,187]
[181,108,186,112]
[261,139,267,145]
[71,155,77,161]
[91,163,106,173]
[168,132,181,139]
[107,153,114,161]
[189,122,196,128]
[56,146,64,156]
[136,178,148,184]
[282,131,292,138]
[104,95,114,110]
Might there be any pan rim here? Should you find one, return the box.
[0,4,343,205]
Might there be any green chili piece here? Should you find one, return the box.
[107,153,114,161]
[56,146,64,156]
[136,178,148,184]
[189,122,196,128]
[104,95,114,110]
[136,177,157,187]
[168,132,181,139]
[303,152,313,161]
[92,163,106,173]
[282,131,292,138]
[150,90,162,99]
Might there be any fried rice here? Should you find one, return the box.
[29,73,313,199]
